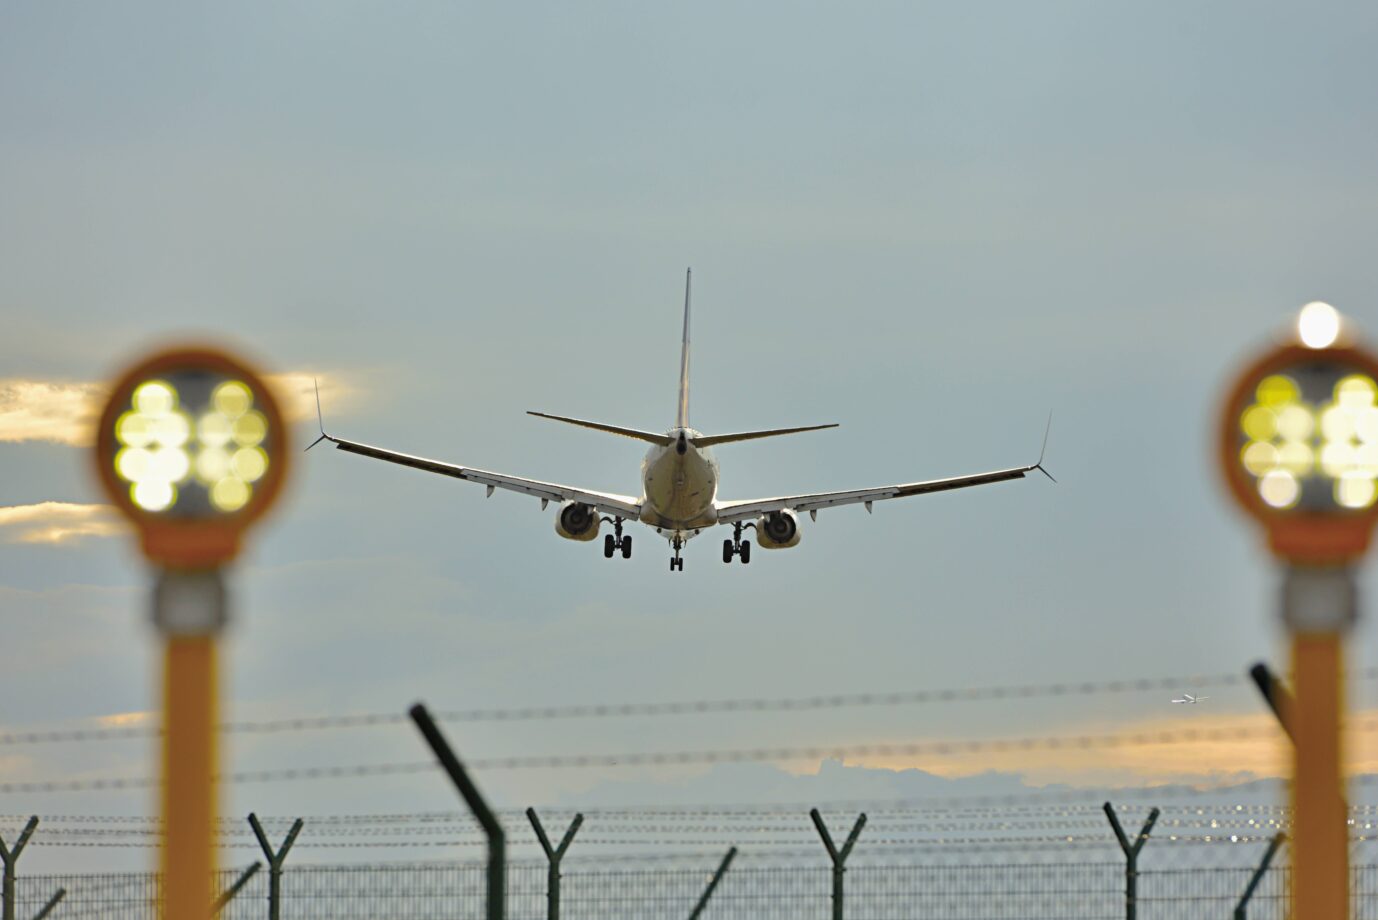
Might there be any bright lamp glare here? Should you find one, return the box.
[1337,474,1378,509]
[113,376,270,514]
[1237,370,1378,513]
[1259,470,1300,508]
[1299,302,1341,349]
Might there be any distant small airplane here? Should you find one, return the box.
[1172,693,1209,704]
[311,270,1053,571]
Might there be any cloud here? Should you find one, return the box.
[264,373,356,424]
[0,380,104,446]
[0,502,126,545]
[0,373,358,446]
[95,710,154,728]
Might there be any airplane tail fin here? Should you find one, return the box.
[677,268,691,429]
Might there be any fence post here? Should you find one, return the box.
[0,817,39,920]
[811,809,866,920]
[687,847,736,920]
[1102,802,1159,920]
[211,862,263,916]
[248,815,302,920]
[526,809,582,920]
[1249,663,1296,742]
[1235,833,1286,920]
[410,703,505,920]
[30,888,64,920]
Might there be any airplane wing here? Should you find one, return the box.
[313,433,643,520]
[715,463,1047,524]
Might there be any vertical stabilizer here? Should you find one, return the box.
[676,268,692,429]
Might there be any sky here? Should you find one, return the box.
[2,1,1378,872]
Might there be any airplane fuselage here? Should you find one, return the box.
[639,428,720,538]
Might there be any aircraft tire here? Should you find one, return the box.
[622,536,632,559]
[740,541,751,564]
[723,540,734,564]
[604,534,615,558]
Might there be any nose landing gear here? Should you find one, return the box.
[602,518,632,560]
[670,535,685,571]
[722,522,752,564]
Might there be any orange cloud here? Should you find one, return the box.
[845,709,1378,788]
[0,380,104,446]
[0,502,126,545]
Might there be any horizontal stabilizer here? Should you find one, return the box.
[528,412,673,446]
[695,424,838,447]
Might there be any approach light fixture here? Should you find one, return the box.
[95,347,289,568]
[1219,303,1378,564]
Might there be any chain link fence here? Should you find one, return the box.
[13,860,1378,919]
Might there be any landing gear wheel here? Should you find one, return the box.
[723,539,734,564]
[670,557,684,571]
[740,540,751,564]
[604,534,615,559]
[621,535,632,559]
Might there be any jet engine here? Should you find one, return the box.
[755,509,801,549]
[555,501,601,541]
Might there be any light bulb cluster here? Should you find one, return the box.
[113,378,271,514]
[1239,372,1378,510]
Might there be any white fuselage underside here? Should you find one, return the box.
[639,428,719,540]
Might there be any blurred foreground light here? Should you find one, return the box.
[1299,301,1341,349]
[94,347,290,567]
[1218,304,1378,563]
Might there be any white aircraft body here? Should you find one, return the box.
[311,270,1052,571]
[1171,694,1209,704]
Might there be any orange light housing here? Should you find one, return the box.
[94,347,290,567]
[1219,340,1378,564]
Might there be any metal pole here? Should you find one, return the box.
[687,847,737,920]
[1235,833,1285,920]
[810,809,866,920]
[410,704,505,920]
[156,569,226,920]
[0,817,39,920]
[30,889,64,920]
[1102,803,1159,920]
[526,809,582,920]
[1283,565,1352,920]
[210,862,262,917]
[248,815,302,920]
[1248,663,1295,743]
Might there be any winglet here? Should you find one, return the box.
[305,378,331,451]
[1033,411,1055,482]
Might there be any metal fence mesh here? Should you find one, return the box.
[15,860,1378,919]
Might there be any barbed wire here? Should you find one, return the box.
[11,798,1323,825]
[22,833,1306,850]
[8,667,1375,745]
[0,716,1329,795]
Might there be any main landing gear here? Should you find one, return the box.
[602,518,632,560]
[722,522,752,564]
[670,536,685,572]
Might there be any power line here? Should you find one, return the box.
[9,667,1375,745]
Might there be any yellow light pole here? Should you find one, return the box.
[1217,302,1378,920]
[94,348,290,920]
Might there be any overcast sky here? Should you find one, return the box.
[3,1,1378,872]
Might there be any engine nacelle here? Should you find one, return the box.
[755,509,802,549]
[555,501,601,541]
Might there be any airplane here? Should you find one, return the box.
[1171,694,1209,704]
[309,270,1053,571]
